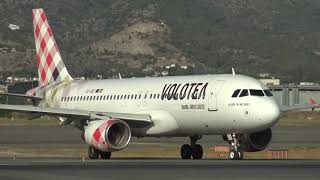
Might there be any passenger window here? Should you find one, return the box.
[103,96,106,100]
[264,90,273,97]
[239,89,249,97]
[124,95,127,99]
[120,95,123,100]
[250,89,265,96]
[139,94,141,99]
[110,95,113,100]
[135,94,137,99]
[157,94,160,99]
[232,89,241,97]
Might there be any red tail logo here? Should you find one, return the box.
[32,9,72,86]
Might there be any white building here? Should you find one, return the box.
[180,65,188,69]
[259,79,280,86]
[161,71,169,76]
[300,82,318,86]
[8,24,20,31]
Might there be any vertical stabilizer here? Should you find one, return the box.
[32,8,72,87]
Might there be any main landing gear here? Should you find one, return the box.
[227,133,244,160]
[88,146,111,159]
[180,135,203,159]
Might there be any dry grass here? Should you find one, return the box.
[0,116,59,126]
[276,110,320,127]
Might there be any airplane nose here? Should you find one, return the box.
[260,100,280,127]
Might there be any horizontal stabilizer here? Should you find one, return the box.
[0,92,43,100]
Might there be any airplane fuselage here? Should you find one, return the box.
[39,74,280,137]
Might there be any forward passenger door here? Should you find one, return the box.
[207,80,225,111]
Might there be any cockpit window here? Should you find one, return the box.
[231,89,241,97]
[250,89,265,96]
[239,89,249,97]
[263,90,273,97]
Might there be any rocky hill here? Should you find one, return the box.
[1,0,320,82]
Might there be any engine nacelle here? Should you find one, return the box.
[84,119,131,152]
[239,128,272,152]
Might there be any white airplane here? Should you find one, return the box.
[0,8,318,160]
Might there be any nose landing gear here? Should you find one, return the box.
[180,135,203,159]
[227,133,244,160]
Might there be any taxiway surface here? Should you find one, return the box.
[0,159,319,180]
[0,125,319,148]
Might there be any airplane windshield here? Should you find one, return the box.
[263,90,273,97]
[231,89,241,97]
[239,89,249,97]
[249,89,265,96]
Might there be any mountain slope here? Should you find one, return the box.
[1,0,320,82]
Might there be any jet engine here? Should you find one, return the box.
[84,119,131,152]
[239,128,272,152]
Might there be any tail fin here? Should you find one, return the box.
[309,98,318,105]
[32,8,72,87]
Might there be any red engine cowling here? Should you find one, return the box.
[84,119,131,152]
[239,128,272,152]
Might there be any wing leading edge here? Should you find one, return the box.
[0,104,152,127]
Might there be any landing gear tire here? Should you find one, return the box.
[229,149,244,160]
[101,151,111,159]
[237,149,244,160]
[181,144,192,159]
[191,144,203,159]
[229,149,239,160]
[88,146,100,159]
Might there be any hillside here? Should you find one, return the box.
[1,0,320,82]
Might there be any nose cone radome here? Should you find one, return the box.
[260,100,280,128]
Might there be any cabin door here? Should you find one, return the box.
[207,80,225,111]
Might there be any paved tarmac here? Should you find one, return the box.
[0,125,319,148]
[0,124,319,179]
[0,158,319,180]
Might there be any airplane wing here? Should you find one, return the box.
[280,98,320,112]
[0,92,43,100]
[0,104,152,128]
